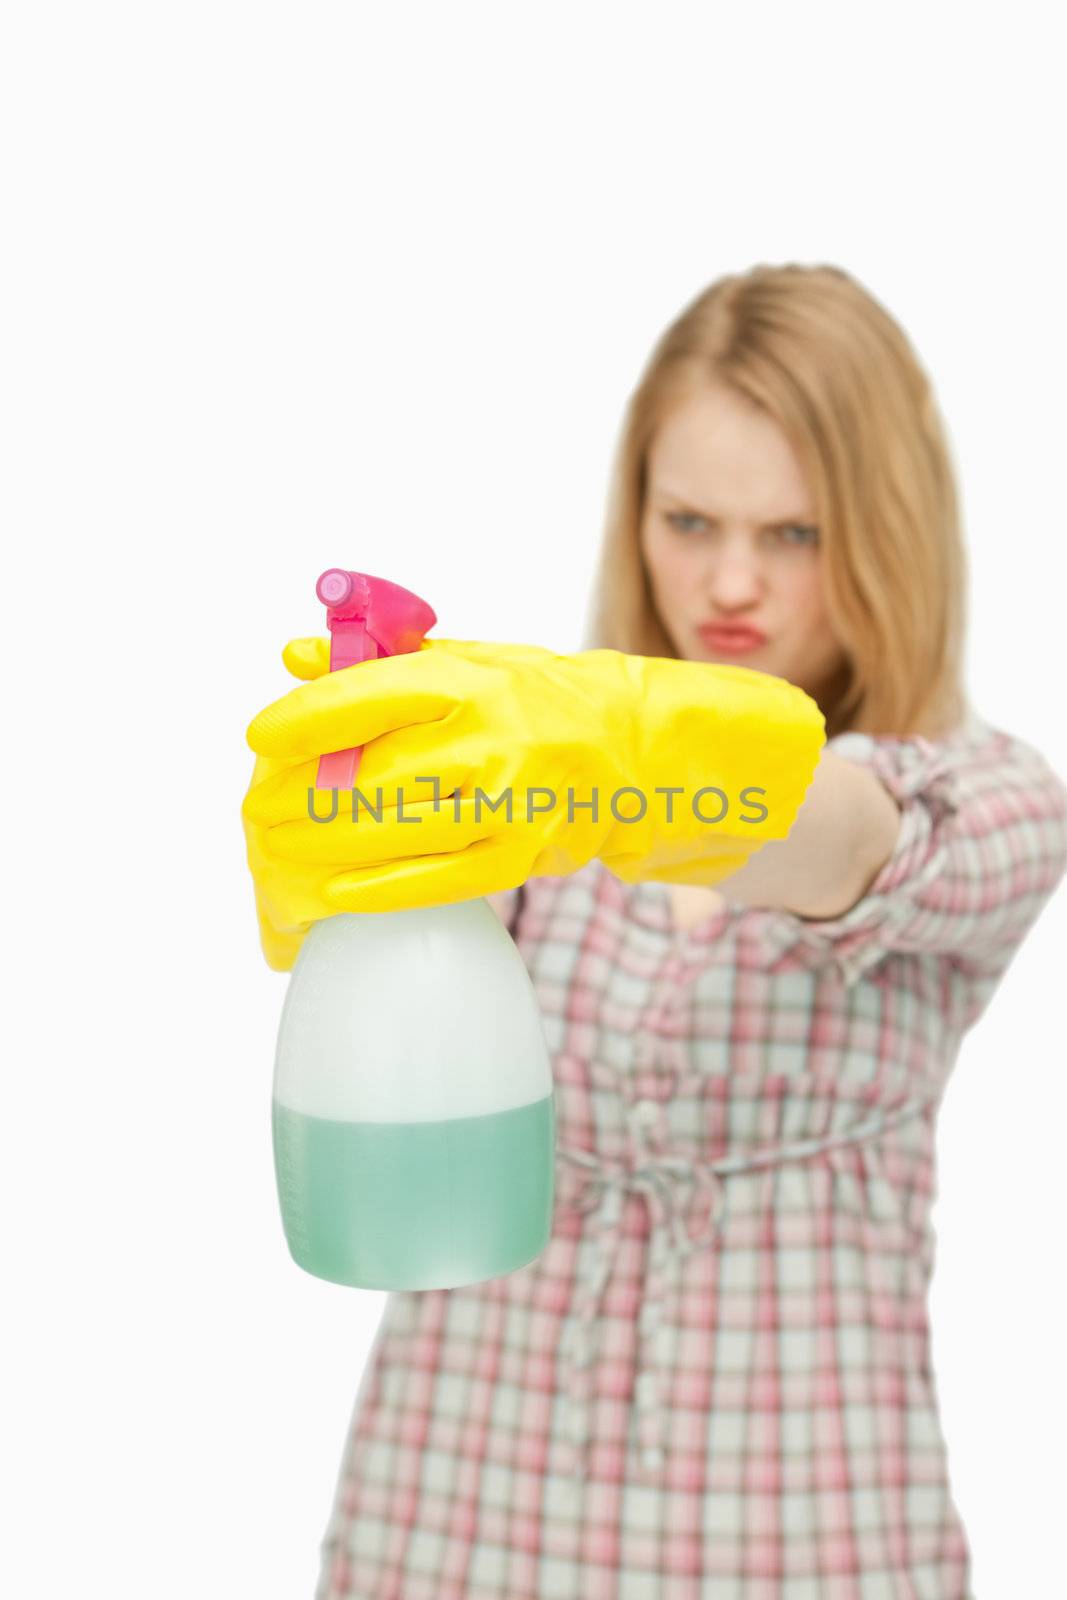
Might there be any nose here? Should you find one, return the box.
[705,534,765,608]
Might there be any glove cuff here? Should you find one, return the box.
[597,656,826,885]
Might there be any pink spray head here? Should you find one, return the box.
[314,569,437,791]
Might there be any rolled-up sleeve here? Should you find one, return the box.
[785,722,1067,1000]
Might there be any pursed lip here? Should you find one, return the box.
[697,622,768,644]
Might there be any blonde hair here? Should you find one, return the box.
[583,263,970,740]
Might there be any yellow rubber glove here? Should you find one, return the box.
[242,636,826,969]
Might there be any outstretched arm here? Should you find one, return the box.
[715,750,902,919]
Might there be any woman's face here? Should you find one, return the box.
[639,382,848,702]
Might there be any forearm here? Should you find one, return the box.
[713,750,902,918]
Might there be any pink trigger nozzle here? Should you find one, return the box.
[314,569,436,792]
[316,569,356,607]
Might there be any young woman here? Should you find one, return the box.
[243,263,1067,1598]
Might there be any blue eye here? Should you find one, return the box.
[664,511,819,546]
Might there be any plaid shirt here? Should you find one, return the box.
[316,712,1067,1600]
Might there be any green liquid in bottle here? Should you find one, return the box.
[272,1092,556,1289]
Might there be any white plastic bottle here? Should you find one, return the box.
[272,900,556,1289]
[269,570,555,1289]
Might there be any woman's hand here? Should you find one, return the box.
[240,635,825,968]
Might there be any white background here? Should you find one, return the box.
[3,4,1065,1596]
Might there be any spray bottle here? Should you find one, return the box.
[271,570,556,1290]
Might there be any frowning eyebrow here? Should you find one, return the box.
[652,486,816,525]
